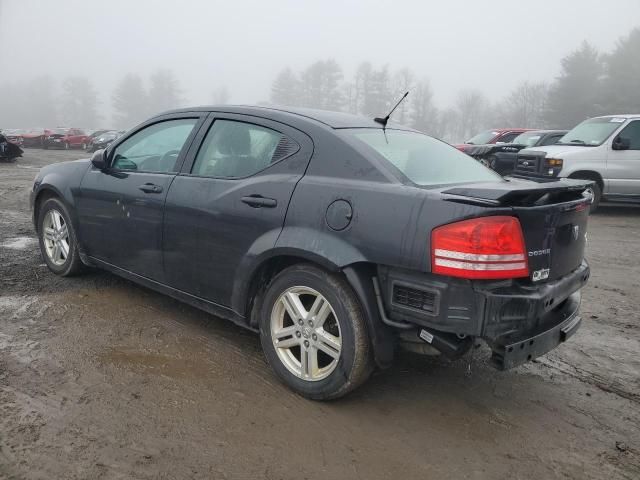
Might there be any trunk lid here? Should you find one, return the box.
[440,178,591,282]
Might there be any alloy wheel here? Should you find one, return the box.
[42,209,70,266]
[270,286,342,381]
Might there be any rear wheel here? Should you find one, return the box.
[259,264,373,400]
[37,197,85,276]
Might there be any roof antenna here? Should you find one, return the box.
[374,91,409,129]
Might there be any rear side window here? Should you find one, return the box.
[346,129,502,186]
[191,120,298,178]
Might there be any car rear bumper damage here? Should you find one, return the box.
[375,261,589,369]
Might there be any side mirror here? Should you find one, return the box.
[91,149,108,169]
[612,137,630,150]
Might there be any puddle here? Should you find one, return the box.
[100,347,213,379]
[0,296,26,310]
[1,236,36,250]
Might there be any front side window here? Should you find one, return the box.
[111,119,197,173]
[616,121,640,150]
[345,129,503,186]
[540,134,564,146]
[558,117,624,146]
[191,120,293,178]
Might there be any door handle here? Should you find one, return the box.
[241,195,277,208]
[139,183,163,194]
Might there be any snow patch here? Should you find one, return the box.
[1,236,36,250]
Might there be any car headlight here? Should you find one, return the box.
[545,158,563,167]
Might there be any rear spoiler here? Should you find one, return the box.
[441,178,594,207]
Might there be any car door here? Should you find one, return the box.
[606,120,640,197]
[163,113,313,307]
[76,114,204,282]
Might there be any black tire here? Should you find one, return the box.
[259,264,373,400]
[37,197,85,276]
[587,182,602,212]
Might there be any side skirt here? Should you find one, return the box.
[88,257,255,332]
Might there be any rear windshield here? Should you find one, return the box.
[345,129,503,186]
[558,118,624,146]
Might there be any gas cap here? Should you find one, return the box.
[325,199,353,231]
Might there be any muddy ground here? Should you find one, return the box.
[0,149,639,480]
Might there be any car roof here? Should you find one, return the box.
[591,114,640,120]
[160,105,410,130]
[521,129,568,135]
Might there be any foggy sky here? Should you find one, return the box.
[1,0,639,111]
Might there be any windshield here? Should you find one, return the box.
[53,128,69,135]
[465,130,498,145]
[512,132,542,147]
[558,118,624,146]
[345,129,503,186]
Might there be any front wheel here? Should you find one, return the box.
[37,197,85,276]
[259,264,373,400]
[586,182,602,212]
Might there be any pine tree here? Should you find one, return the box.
[148,69,183,114]
[60,76,99,127]
[544,42,604,128]
[270,68,301,106]
[112,74,148,129]
[603,28,640,113]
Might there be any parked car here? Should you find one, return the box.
[43,128,90,150]
[22,128,51,148]
[2,129,24,147]
[513,115,640,210]
[87,130,124,152]
[85,130,112,148]
[465,130,567,175]
[31,106,591,399]
[0,132,24,162]
[455,128,533,153]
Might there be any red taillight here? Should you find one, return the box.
[431,216,529,280]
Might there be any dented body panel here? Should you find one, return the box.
[31,105,592,369]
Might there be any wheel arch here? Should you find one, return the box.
[567,170,604,190]
[237,251,395,369]
[33,185,66,232]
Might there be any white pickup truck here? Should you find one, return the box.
[512,114,640,210]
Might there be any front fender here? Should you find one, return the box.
[31,159,91,237]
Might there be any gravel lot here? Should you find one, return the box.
[1,150,639,479]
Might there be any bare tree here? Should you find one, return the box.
[410,79,437,133]
[495,81,549,128]
[393,68,415,124]
[455,89,489,141]
[211,86,230,105]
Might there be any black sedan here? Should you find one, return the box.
[31,106,591,399]
[465,130,567,175]
[87,130,124,152]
